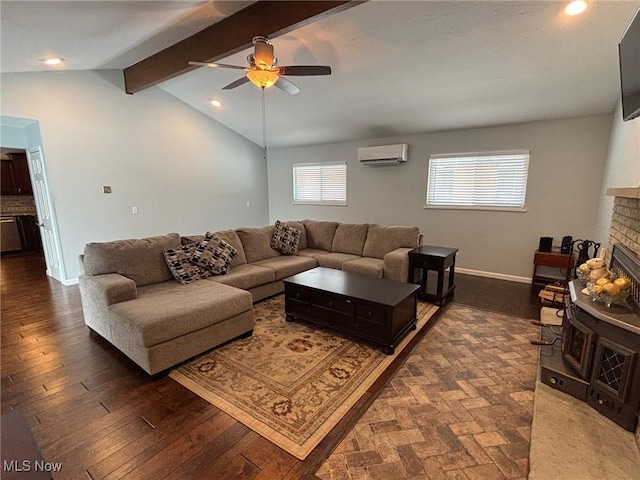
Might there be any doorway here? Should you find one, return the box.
[1,116,66,283]
[1,147,42,257]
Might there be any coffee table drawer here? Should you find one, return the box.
[338,317,386,341]
[310,305,351,327]
[355,303,386,326]
[312,292,354,315]
[286,299,311,317]
[287,286,310,303]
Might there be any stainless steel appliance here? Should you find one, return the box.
[1,216,22,252]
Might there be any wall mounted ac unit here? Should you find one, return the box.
[357,144,408,166]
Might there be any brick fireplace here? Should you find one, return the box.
[606,186,640,448]
[606,187,640,263]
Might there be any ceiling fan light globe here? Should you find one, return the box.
[565,0,587,16]
[247,70,279,88]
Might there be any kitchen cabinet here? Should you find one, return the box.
[1,153,32,195]
[0,216,22,252]
[1,160,16,195]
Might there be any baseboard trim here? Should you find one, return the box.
[456,267,531,284]
[61,277,79,286]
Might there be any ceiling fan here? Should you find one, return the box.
[188,36,331,95]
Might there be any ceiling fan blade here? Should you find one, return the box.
[278,65,332,76]
[222,76,250,90]
[188,61,246,70]
[275,77,300,95]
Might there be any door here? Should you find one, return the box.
[26,147,63,280]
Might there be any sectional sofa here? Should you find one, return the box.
[78,220,421,375]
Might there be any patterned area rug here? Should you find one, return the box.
[170,295,438,460]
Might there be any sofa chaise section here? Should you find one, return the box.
[79,233,254,375]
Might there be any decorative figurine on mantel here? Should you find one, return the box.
[578,247,633,307]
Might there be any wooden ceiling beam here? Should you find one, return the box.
[123,0,365,94]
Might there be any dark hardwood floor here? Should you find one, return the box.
[453,273,541,320]
[1,253,541,479]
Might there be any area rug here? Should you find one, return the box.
[170,295,438,459]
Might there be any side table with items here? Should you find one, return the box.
[531,249,575,288]
[408,246,458,306]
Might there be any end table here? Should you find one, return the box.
[409,246,458,306]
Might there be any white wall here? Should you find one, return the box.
[594,102,640,244]
[268,115,613,280]
[1,70,268,281]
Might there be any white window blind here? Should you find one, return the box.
[293,163,347,205]
[426,151,529,210]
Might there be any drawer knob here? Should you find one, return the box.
[329,301,333,307]
[598,399,604,405]
[368,311,373,317]
[549,377,557,385]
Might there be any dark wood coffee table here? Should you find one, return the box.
[283,267,420,354]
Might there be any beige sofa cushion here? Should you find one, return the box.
[253,256,317,281]
[283,221,307,250]
[303,220,338,251]
[297,248,330,258]
[331,223,369,256]
[83,233,181,287]
[316,253,361,270]
[362,225,420,259]
[110,280,252,347]
[236,226,281,263]
[207,264,275,290]
[342,257,384,278]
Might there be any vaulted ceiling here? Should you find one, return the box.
[2,1,638,148]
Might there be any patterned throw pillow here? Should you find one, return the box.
[163,244,212,284]
[190,232,238,274]
[270,220,302,255]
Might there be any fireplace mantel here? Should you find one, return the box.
[606,186,640,198]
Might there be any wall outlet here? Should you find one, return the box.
[132,206,138,215]
[102,186,112,194]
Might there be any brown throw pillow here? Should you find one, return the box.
[270,220,301,255]
[190,232,238,275]
[164,244,212,284]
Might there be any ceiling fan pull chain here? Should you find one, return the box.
[262,86,267,160]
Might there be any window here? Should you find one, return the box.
[426,151,529,211]
[293,162,347,205]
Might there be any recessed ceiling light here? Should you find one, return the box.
[565,0,588,16]
[210,99,222,108]
[42,57,63,66]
